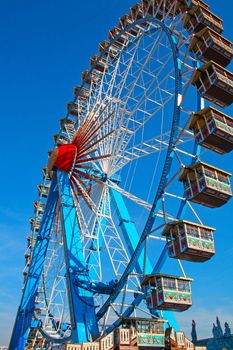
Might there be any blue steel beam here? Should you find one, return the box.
[109,188,178,330]
[9,176,59,350]
[109,188,148,274]
[57,171,99,343]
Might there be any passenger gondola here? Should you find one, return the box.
[162,220,215,262]
[37,184,50,198]
[82,70,99,86]
[179,161,232,207]
[90,54,108,73]
[176,0,209,13]
[141,274,192,312]
[184,5,223,34]
[189,27,233,67]
[192,61,233,107]
[189,107,233,154]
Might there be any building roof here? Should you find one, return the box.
[178,161,232,181]
[188,106,232,129]
[141,273,193,286]
[161,220,216,236]
[191,60,233,85]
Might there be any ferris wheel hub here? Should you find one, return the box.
[48,144,77,173]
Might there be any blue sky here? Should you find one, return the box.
[0,0,232,345]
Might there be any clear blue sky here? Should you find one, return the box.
[0,0,232,345]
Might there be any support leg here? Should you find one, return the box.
[9,176,59,350]
[57,171,99,343]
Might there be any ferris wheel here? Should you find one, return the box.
[9,0,233,349]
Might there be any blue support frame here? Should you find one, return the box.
[9,176,59,350]
[57,171,99,343]
[9,171,100,349]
